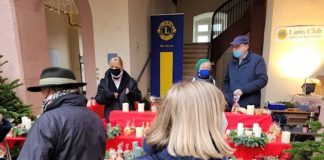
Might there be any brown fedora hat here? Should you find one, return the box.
[27,67,86,92]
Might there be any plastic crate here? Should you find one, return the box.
[268,103,286,110]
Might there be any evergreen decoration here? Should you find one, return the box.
[0,55,31,124]
[287,121,324,160]
[107,124,121,139]
[229,130,268,148]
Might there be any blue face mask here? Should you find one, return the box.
[233,49,243,58]
[199,69,210,78]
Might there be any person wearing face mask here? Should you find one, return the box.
[18,67,106,160]
[223,35,268,110]
[192,58,216,85]
[95,56,142,120]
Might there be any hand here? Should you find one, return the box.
[233,89,243,96]
[114,92,119,98]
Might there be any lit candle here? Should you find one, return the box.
[122,103,129,112]
[138,103,145,112]
[281,131,291,143]
[254,127,261,138]
[136,127,143,138]
[247,105,255,115]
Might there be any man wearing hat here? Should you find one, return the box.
[192,58,216,85]
[18,67,106,160]
[223,35,268,110]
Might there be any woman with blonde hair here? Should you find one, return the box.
[139,81,234,160]
[95,56,142,120]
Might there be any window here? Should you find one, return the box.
[197,36,209,42]
[198,24,209,32]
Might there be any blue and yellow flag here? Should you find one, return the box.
[150,14,184,97]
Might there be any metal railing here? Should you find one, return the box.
[208,0,250,59]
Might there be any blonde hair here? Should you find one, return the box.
[145,81,234,159]
[109,56,123,68]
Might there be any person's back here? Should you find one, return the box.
[18,93,106,160]
[18,67,106,160]
[140,81,234,160]
[0,115,11,142]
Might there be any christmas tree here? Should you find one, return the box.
[0,55,31,124]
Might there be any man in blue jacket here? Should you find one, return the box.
[223,35,268,110]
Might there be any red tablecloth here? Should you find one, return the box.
[107,134,291,159]
[88,103,105,118]
[106,133,142,150]
[109,111,273,131]
[2,137,26,149]
[225,113,273,131]
[228,135,291,160]
[109,111,157,128]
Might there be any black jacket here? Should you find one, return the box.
[95,69,142,119]
[18,94,106,160]
[0,116,11,142]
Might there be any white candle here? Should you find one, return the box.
[138,103,145,112]
[237,127,244,136]
[247,105,255,115]
[21,116,28,125]
[25,119,32,131]
[122,103,129,112]
[135,127,143,138]
[255,127,261,138]
[91,98,96,106]
[253,123,260,133]
[281,131,291,143]
[237,123,244,129]
[86,100,92,107]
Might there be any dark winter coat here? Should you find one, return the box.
[17,94,106,160]
[95,69,142,120]
[0,116,11,142]
[223,51,268,109]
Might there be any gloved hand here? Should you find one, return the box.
[233,89,243,97]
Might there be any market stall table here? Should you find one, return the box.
[228,135,291,160]
[225,112,273,131]
[109,111,273,131]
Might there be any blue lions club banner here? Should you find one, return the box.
[150,13,184,97]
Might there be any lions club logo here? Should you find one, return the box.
[277,29,288,40]
[157,21,176,41]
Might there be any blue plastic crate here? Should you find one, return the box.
[268,103,286,110]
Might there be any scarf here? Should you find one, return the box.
[42,89,79,113]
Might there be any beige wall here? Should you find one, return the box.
[128,0,175,96]
[89,0,131,86]
[90,0,175,96]
[45,9,82,80]
[46,9,71,68]
[263,0,324,103]
[176,0,226,43]
[0,0,51,114]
